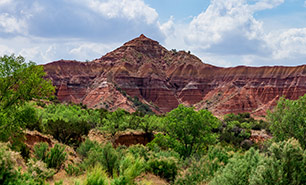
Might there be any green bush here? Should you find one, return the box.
[45,144,67,170]
[118,154,145,184]
[210,148,262,185]
[34,142,49,162]
[219,120,252,147]
[249,138,306,185]
[26,159,55,182]
[85,165,109,185]
[84,143,120,177]
[65,163,84,176]
[45,119,91,146]
[147,156,178,182]
[0,143,18,184]
[77,139,100,159]
[175,144,235,185]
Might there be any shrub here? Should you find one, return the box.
[0,142,19,184]
[45,144,67,170]
[27,159,55,182]
[219,120,251,147]
[85,165,109,185]
[147,156,178,182]
[34,142,49,162]
[45,119,91,146]
[210,148,262,185]
[118,154,145,184]
[65,163,84,176]
[175,144,235,185]
[84,143,120,177]
[249,138,306,185]
[77,139,100,159]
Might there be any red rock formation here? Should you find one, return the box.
[44,34,306,116]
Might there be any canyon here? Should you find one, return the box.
[44,34,306,116]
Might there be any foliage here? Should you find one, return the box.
[34,142,49,162]
[152,105,220,158]
[219,120,252,147]
[34,143,67,170]
[175,144,235,185]
[65,163,84,176]
[268,95,306,148]
[77,139,100,159]
[38,104,101,126]
[85,165,109,185]
[84,143,121,177]
[45,144,67,170]
[249,138,306,185]
[101,109,130,136]
[45,119,91,146]
[147,156,178,182]
[0,142,18,184]
[0,54,55,141]
[0,54,54,110]
[116,154,145,184]
[209,148,262,185]
[27,159,55,182]
[38,104,100,146]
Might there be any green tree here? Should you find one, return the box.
[0,54,55,141]
[268,95,306,148]
[153,105,220,158]
[101,109,129,136]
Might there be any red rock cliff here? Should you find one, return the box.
[44,34,306,116]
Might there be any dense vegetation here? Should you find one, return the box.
[1,54,306,184]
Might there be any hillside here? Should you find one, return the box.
[44,34,306,116]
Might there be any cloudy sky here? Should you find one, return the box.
[0,0,306,67]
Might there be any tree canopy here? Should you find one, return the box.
[0,54,55,140]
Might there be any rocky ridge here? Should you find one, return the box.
[44,34,306,116]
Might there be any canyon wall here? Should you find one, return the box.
[44,35,306,116]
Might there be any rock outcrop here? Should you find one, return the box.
[44,34,306,116]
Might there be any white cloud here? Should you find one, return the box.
[267,28,306,60]
[0,13,27,34]
[83,0,158,24]
[249,0,284,11]
[69,42,120,61]
[184,0,267,55]
[0,0,11,6]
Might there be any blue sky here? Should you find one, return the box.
[0,0,306,67]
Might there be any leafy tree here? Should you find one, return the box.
[152,105,220,158]
[0,54,54,109]
[101,109,130,136]
[268,95,306,148]
[0,54,55,141]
